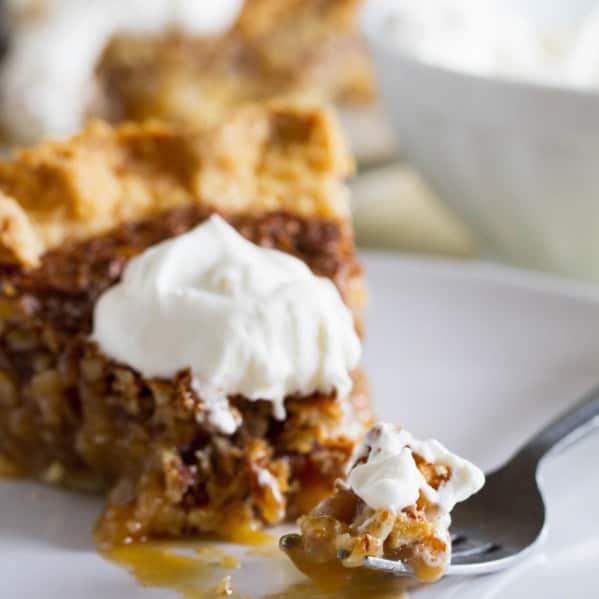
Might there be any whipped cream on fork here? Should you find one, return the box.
[348,422,485,515]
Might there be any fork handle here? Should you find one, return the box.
[517,385,599,465]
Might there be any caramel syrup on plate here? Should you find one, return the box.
[103,536,409,599]
[104,542,241,599]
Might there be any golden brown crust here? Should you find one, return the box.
[0,192,44,265]
[0,103,353,267]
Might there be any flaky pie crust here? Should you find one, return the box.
[0,103,353,266]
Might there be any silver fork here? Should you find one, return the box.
[282,385,599,579]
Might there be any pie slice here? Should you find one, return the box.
[97,0,375,129]
[0,0,374,146]
[0,104,373,547]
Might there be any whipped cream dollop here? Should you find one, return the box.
[381,0,599,90]
[92,215,362,434]
[0,0,244,143]
[348,423,484,515]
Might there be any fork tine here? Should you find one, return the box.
[362,556,416,578]
[451,539,500,559]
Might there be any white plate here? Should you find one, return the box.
[2,253,599,598]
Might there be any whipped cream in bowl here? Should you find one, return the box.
[362,0,599,281]
[371,0,599,91]
[92,215,362,434]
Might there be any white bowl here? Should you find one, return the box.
[362,1,599,281]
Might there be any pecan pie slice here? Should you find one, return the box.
[0,104,373,547]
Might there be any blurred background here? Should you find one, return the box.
[362,0,599,281]
[3,0,599,280]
